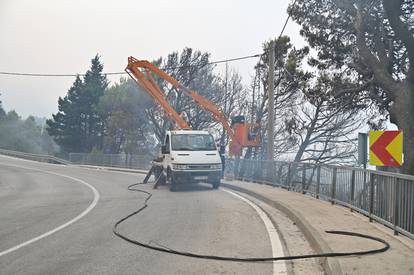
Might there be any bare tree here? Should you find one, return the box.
[145,48,222,143]
[218,68,248,146]
[286,74,362,165]
[252,36,312,160]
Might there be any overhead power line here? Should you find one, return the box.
[0,0,297,78]
[0,54,262,78]
[278,0,297,40]
[0,71,125,77]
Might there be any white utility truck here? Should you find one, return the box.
[155,130,222,191]
[126,58,260,191]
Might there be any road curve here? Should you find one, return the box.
[0,155,277,274]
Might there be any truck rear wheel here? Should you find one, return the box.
[212,180,221,189]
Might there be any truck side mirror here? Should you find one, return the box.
[219,145,225,155]
[161,145,167,154]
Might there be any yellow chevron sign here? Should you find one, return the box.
[369,130,403,167]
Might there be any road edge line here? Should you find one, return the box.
[222,188,287,275]
[0,163,100,257]
[222,182,343,275]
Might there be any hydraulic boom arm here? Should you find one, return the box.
[125,57,190,130]
[126,56,259,156]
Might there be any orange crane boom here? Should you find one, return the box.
[125,56,259,156]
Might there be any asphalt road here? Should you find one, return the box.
[0,155,279,275]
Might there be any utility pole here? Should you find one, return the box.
[267,40,275,161]
[251,68,257,125]
[220,62,228,146]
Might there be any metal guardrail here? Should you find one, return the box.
[0,148,153,170]
[69,152,153,170]
[225,158,414,240]
[0,148,70,165]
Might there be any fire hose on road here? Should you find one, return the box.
[112,174,390,263]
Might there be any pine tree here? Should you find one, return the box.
[47,55,108,153]
[289,0,414,173]
[80,55,108,150]
[47,75,84,152]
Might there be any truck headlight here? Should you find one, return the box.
[211,164,222,169]
[172,164,189,170]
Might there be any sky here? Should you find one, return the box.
[0,0,305,118]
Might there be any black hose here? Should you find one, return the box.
[113,179,390,262]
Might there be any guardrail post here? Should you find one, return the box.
[363,169,367,203]
[286,163,292,190]
[369,173,375,222]
[302,164,307,194]
[248,159,259,182]
[331,167,337,204]
[316,166,321,199]
[277,164,283,186]
[350,170,356,212]
[270,161,274,185]
[251,160,255,182]
[233,157,240,179]
[393,178,400,235]
[272,161,277,185]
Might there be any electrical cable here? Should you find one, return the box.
[0,54,262,78]
[113,175,390,263]
[0,0,297,78]
[277,0,297,42]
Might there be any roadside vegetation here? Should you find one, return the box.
[0,96,57,154]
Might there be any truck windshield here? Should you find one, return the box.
[171,134,216,151]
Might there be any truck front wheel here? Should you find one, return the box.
[167,169,177,191]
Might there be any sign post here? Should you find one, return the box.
[358,133,368,169]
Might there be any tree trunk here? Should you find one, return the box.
[294,141,308,163]
[389,82,414,175]
[404,128,414,174]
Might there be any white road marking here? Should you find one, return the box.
[222,188,287,275]
[0,162,100,257]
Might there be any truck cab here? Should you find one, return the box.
[160,130,222,191]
